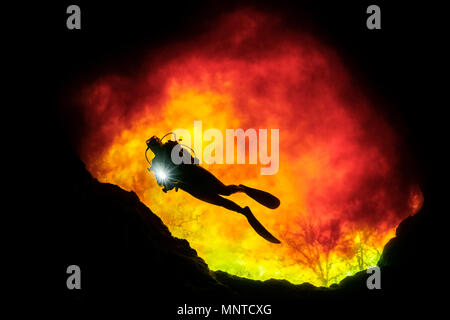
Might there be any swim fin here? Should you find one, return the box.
[243,207,280,244]
[239,184,280,209]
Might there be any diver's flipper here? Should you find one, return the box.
[243,207,280,244]
[239,184,280,209]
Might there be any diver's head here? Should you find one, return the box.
[146,136,163,154]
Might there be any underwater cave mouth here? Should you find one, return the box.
[72,9,423,287]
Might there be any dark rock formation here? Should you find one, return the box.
[53,152,438,316]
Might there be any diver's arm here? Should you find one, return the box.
[162,179,181,192]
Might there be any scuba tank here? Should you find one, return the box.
[145,132,199,168]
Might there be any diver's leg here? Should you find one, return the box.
[183,188,246,214]
[182,188,280,244]
[219,184,280,209]
[219,184,244,196]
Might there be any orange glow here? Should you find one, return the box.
[75,10,422,286]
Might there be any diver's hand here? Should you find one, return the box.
[162,184,175,193]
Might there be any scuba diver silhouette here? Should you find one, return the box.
[145,133,281,244]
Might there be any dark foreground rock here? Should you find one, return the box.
[50,153,439,316]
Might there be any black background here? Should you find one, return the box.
[34,0,443,198]
[17,0,445,316]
